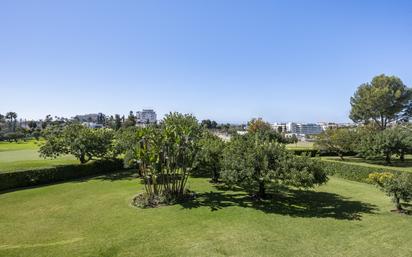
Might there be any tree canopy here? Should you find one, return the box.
[315,128,357,160]
[221,134,327,198]
[40,123,115,163]
[350,74,412,129]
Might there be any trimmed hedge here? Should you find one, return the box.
[0,159,124,191]
[288,149,320,157]
[288,149,357,157]
[320,159,393,183]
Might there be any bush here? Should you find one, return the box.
[0,159,124,191]
[289,149,320,157]
[368,172,412,212]
[289,149,357,157]
[321,159,392,183]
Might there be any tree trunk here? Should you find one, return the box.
[79,154,87,164]
[211,168,219,183]
[385,153,391,165]
[400,150,405,162]
[258,181,266,199]
[395,196,403,212]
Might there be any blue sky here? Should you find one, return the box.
[1,0,411,123]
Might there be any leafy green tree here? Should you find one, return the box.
[41,114,53,129]
[247,118,286,143]
[119,112,202,206]
[315,128,357,160]
[369,172,412,212]
[357,126,412,164]
[28,120,37,131]
[123,111,137,128]
[350,74,412,130]
[40,124,115,163]
[221,134,327,198]
[201,119,218,129]
[194,131,225,183]
[32,129,41,140]
[114,114,122,130]
[4,132,24,142]
[5,112,17,132]
[247,118,272,134]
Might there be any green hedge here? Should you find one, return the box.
[288,149,320,157]
[289,149,358,157]
[0,159,124,191]
[320,159,393,183]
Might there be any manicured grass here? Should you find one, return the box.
[323,156,412,173]
[286,141,314,150]
[0,174,411,257]
[0,140,77,173]
[0,140,41,152]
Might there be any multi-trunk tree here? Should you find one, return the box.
[119,112,202,206]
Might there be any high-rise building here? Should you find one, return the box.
[136,109,157,124]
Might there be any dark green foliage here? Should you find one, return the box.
[357,126,412,164]
[369,172,412,211]
[315,128,358,160]
[350,74,412,129]
[2,132,25,142]
[193,132,225,182]
[289,149,320,157]
[118,112,202,205]
[123,111,137,128]
[321,159,391,183]
[200,119,218,129]
[40,124,115,163]
[221,134,327,198]
[0,159,124,191]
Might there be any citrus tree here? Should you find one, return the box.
[40,123,115,163]
[221,134,327,199]
[369,172,412,212]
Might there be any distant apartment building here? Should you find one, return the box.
[272,122,287,133]
[136,109,157,124]
[272,122,323,135]
[318,122,339,131]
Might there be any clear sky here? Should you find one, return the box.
[1,0,411,123]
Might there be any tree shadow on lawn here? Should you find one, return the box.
[92,169,138,182]
[180,187,378,220]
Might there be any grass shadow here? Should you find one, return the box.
[92,169,138,182]
[180,187,378,220]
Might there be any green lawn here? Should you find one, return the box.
[322,156,412,173]
[286,141,314,150]
[0,140,77,173]
[1,174,411,257]
[0,140,41,152]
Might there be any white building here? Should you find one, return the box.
[273,122,323,135]
[272,122,287,133]
[136,109,157,124]
[82,122,104,128]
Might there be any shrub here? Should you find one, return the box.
[321,159,392,183]
[368,172,412,212]
[0,159,124,191]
